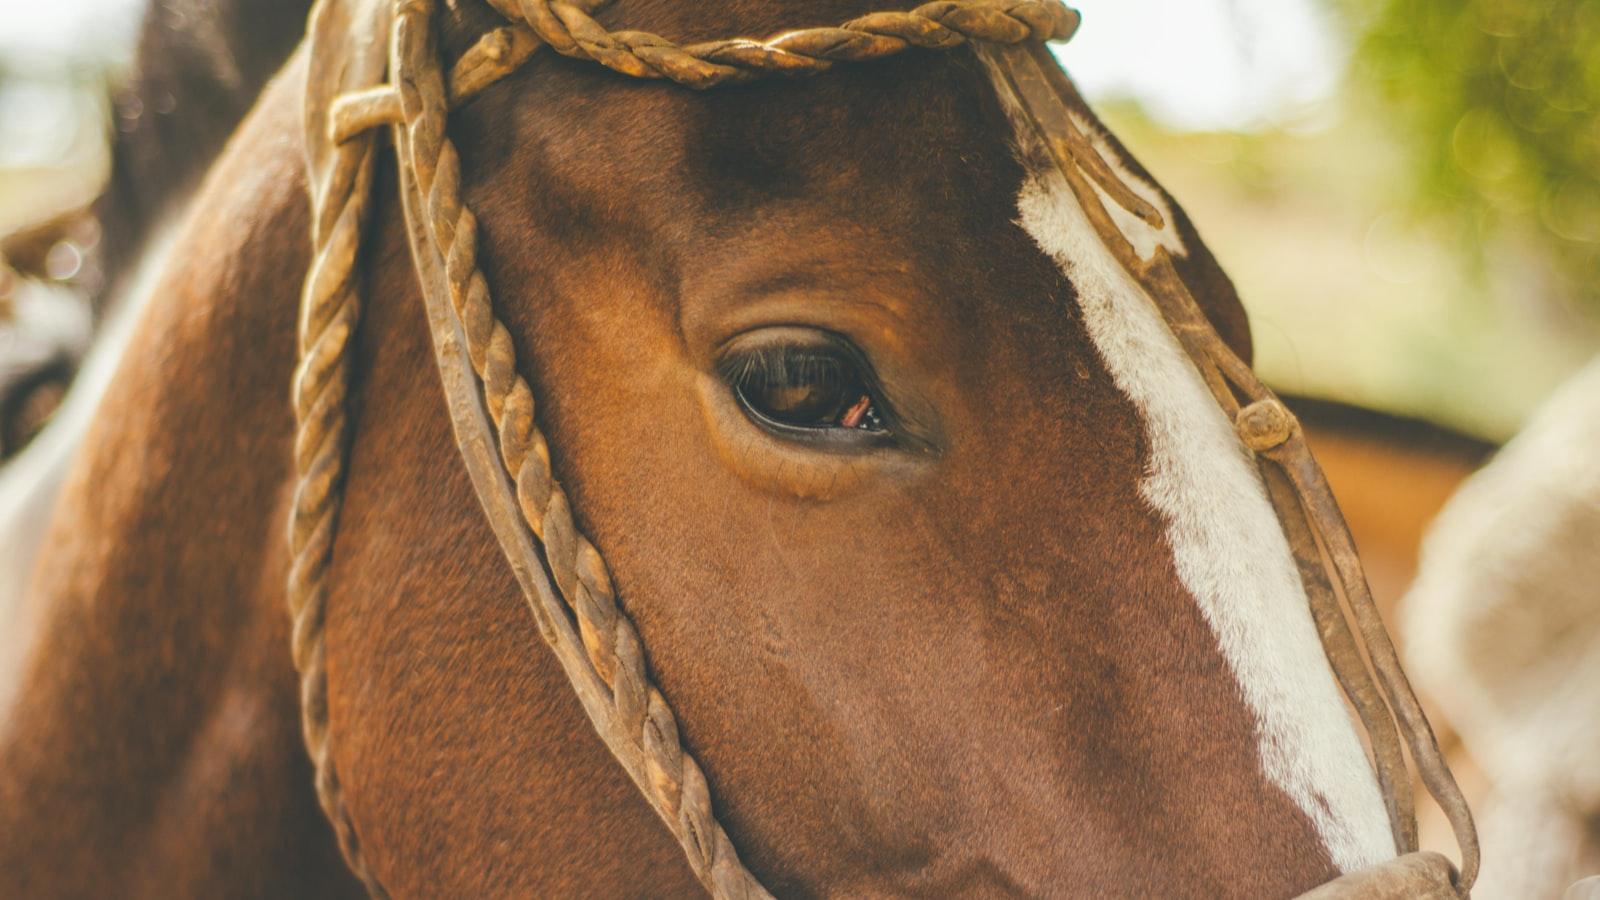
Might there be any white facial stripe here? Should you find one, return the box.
[986,71,1393,871]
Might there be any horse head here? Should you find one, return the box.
[314,1,1411,894]
[0,0,1472,896]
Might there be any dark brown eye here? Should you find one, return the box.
[720,343,885,433]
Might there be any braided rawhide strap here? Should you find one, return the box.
[292,1,1078,896]
[327,0,1080,140]
[479,0,1073,86]
[291,0,392,892]
[391,1,768,892]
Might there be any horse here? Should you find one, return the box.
[0,0,1474,895]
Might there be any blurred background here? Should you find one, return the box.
[0,0,134,235]
[1062,0,1600,442]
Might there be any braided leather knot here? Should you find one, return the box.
[1236,398,1297,452]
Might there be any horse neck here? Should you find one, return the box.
[0,51,361,897]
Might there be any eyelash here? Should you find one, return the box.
[717,345,847,393]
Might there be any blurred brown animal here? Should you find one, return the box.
[0,0,315,459]
[95,0,316,292]
[1293,398,1493,621]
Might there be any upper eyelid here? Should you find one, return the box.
[716,330,873,375]
[720,345,852,387]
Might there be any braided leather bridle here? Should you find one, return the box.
[290,1,1480,896]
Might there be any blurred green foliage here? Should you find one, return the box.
[1340,0,1600,313]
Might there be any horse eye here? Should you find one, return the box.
[723,344,885,434]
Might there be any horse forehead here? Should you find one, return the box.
[510,56,1016,221]
[690,65,1015,207]
[474,52,1037,334]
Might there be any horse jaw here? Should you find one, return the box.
[989,70,1395,872]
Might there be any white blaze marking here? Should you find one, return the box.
[983,66,1393,871]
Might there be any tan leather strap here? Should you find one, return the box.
[388,1,770,894]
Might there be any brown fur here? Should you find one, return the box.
[4,2,1353,896]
